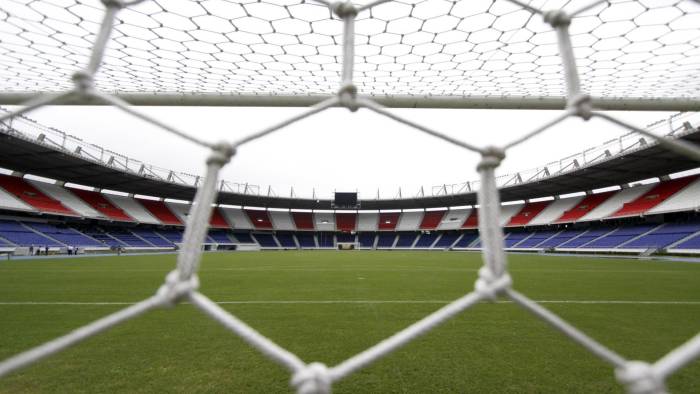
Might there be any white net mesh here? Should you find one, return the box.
[1,0,700,107]
[1,1,700,394]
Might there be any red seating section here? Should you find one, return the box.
[68,187,133,221]
[378,212,400,230]
[419,210,447,230]
[0,174,75,215]
[136,198,182,225]
[210,207,230,228]
[292,212,315,230]
[462,210,478,229]
[610,175,698,218]
[507,201,551,226]
[554,191,615,223]
[335,212,357,232]
[246,209,274,229]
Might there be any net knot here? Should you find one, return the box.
[616,361,666,394]
[477,146,505,171]
[474,266,512,300]
[291,362,331,394]
[156,270,199,306]
[543,10,571,27]
[71,71,94,94]
[207,141,236,166]
[101,0,125,9]
[568,93,592,120]
[331,2,358,19]
[338,84,358,112]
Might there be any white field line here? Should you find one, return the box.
[1,300,699,306]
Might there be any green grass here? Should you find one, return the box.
[0,251,699,393]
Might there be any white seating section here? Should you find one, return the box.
[165,202,192,223]
[437,208,471,230]
[220,207,254,230]
[0,187,33,212]
[357,212,379,231]
[499,203,524,226]
[313,212,335,231]
[529,196,584,226]
[648,177,700,214]
[268,210,295,231]
[396,210,424,231]
[104,194,160,224]
[30,180,102,218]
[580,184,654,221]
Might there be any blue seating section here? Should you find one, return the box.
[559,228,614,248]
[358,233,376,248]
[582,225,657,248]
[209,230,234,244]
[336,233,356,243]
[504,232,532,247]
[516,231,558,248]
[676,233,700,249]
[625,223,700,249]
[394,233,415,247]
[377,233,397,248]
[434,232,459,248]
[157,229,183,243]
[453,233,478,247]
[0,220,61,246]
[80,227,124,247]
[233,232,255,243]
[130,229,173,247]
[317,232,334,248]
[26,223,102,246]
[538,230,583,248]
[253,233,278,247]
[275,232,297,248]
[414,233,439,247]
[104,228,151,247]
[295,233,316,248]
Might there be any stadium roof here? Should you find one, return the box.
[1,125,699,210]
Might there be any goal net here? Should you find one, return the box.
[1,1,700,393]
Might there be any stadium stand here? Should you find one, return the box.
[538,229,584,248]
[157,229,183,244]
[232,232,256,244]
[275,232,298,248]
[358,232,376,248]
[77,226,124,247]
[102,228,152,247]
[396,211,423,231]
[580,186,654,221]
[137,198,182,225]
[500,203,524,226]
[357,212,379,231]
[507,201,551,226]
[209,208,230,229]
[295,232,316,248]
[554,191,615,223]
[208,230,235,244]
[291,212,314,230]
[419,210,447,230]
[437,208,472,230]
[268,211,295,231]
[414,232,440,248]
[376,233,398,248]
[462,210,478,229]
[29,181,101,218]
[377,212,400,230]
[453,233,479,248]
[245,209,274,230]
[0,220,62,246]
[611,176,699,218]
[504,232,533,247]
[624,222,700,249]
[0,175,74,215]
[105,195,160,224]
[529,197,583,226]
[648,177,700,214]
[335,212,357,232]
[165,202,191,224]
[130,228,174,247]
[317,232,334,248]
[558,228,616,249]
[515,230,559,248]
[0,186,33,212]
[220,207,253,230]
[25,223,102,247]
[67,188,133,221]
[252,233,279,248]
[433,232,460,248]
[314,212,335,232]
[394,232,417,248]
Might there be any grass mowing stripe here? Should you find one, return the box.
[2,300,700,305]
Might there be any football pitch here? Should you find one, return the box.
[0,251,698,393]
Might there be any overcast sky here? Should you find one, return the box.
[9,105,678,199]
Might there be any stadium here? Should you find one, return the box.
[0,0,700,393]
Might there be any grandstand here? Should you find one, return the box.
[1,1,700,393]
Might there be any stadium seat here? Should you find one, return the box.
[554,192,615,223]
[291,212,315,230]
[245,209,274,230]
[67,188,133,221]
[106,194,161,224]
[335,212,357,232]
[275,232,298,248]
[514,231,558,248]
[624,222,700,249]
[504,232,533,247]
[507,201,551,226]
[433,232,460,248]
[419,210,447,230]
[29,180,101,218]
[295,232,316,248]
[611,176,699,218]
[582,225,658,248]
[393,232,416,248]
[130,228,174,247]
[437,209,472,230]
[232,232,256,244]
[377,212,400,230]
[252,233,279,248]
[538,229,584,248]
[358,232,376,248]
[137,198,183,225]
[0,174,75,215]
[462,210,478,229]
[25,222,102,247]
[396,211,423,231]
[357,212,379,231]
[529,196,584,226]
[453,232,479,248]
[268,211,295,231]
[0,220,62,246]
[220,207,254,230]
[317,232,335,248]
